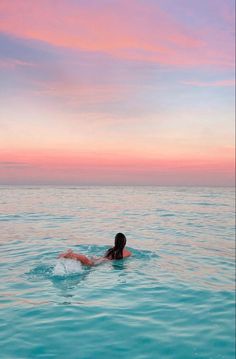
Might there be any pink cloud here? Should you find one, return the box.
[0,155,234,185]
[183,79,235,87]
[0,0,233,68]
[31,79,131,106]
[1,146,234,170]
[0,58,36,69]
[0,143,234,185]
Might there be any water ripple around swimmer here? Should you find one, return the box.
[0,186,235,359]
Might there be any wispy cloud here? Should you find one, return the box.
[0,0,234,68]
[0,152,234,186]
[183,79,235,87]
[0,58,36,69]
[0,161,32,168]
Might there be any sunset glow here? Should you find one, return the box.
[0,0,235,185]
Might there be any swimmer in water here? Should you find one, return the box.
[58,232,132,266]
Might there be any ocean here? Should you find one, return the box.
[0,186,235,358]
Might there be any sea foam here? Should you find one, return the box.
[53,259,83,276]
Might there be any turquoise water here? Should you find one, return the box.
[0,186,235,359]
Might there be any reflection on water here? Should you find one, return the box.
[0,186,235,359]
[112,260,127,271]
[51,268,91,296]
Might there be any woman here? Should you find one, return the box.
[58,233,132,266]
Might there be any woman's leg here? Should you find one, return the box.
[72,253,94,266]
[60,251,94,266]
[58,249,73,258]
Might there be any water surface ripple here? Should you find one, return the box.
[0,186,235,358]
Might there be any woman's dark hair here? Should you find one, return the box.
[105,233,127,260]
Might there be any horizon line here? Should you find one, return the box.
[0,183,234,188]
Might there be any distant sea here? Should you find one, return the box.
[0,186,235,359]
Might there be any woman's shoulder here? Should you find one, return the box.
[123,249,132,258]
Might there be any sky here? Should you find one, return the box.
[0,0,235,185]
